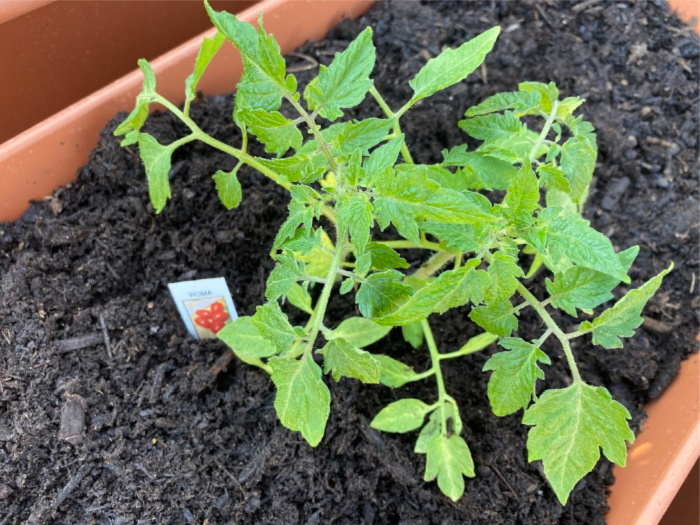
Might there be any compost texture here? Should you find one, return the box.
[1,1,698,523]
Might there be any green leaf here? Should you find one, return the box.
[364,135,405,184]
[340,278,354,295]
[319,338,380,383]
[373,165,498,244]
[270,354,330,446]
[421,222,491,255]
[457,152,519,191]
[469,300,518,337]
[422,434,475,502]
[333,118,396,158]
[363,243,409,271]
[296,228,335,279]
[282,227,321,255]
[286,283,313,315]
[484,252,523,305]
[185,32,226,105]
[137,133,173,213]
[545,189,577,219]
[237,109,302,156]
[376,259,489,326]
[213,168,243,210]
[266,253,304,301]
[218,316,278,370]
[205,4,289,111]
[415,403,463,454]
[355,252,372,277]
[503,162,540,225]
[257,153,324,183]
[531,209,630,283]
[328,317,392,348]
[459,111,525,141]
[523,382,634,504]
[546,246,638,317]
[465,89,542,117]
[423,164,471,194]
[355,270,413,319]
[273,200,315,251]
[557,96,585,118]
[537,164,571,193]
[252,302,300,353]
[483,337,551,416]
[374,354,422,388]
[114,59,158,137]
[304,27,375,121]
[401,321,424,349]
[518,81,559,113]
[560,133,597,204]
[409,26,500,103]
[370,399,432,433]
[454,332,499,356]
[336,194,373,254]
[580,263,673,348]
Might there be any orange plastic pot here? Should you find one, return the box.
[0,0,697,523]
[0,1,260,145]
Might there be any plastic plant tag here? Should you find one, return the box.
[168,277,238,339]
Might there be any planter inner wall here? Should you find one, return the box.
[0,0,258,145]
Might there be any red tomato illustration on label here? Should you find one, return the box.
[194,301,230,334]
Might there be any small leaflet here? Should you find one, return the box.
[168,277,238,339]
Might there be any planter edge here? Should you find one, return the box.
[608,355,700,525]
[0,0,374,223]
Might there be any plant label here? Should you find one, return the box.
[168,277,238,339]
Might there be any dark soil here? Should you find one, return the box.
[1,1,698,523]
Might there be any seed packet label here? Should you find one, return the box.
[168,278,238,339]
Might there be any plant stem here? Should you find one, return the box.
[534,328,553,347]
[374,239,446,252]
[421,318,449,436]
[302,226,348,357]
[529,100,559,163]
[154,95,341,224]
[285,95,338,171]
[413,251,455,280]
[155,95,291,189]
[369,85,414,164]
[516,282,582,383]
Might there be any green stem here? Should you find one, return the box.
[155,95,340,224]
[155,95,291,190]
[421,318,448,436]
[302,226,348,357]
[369,85,414,164]
[516,282,582,383]
[374,239,446,252]
[337,269,365,283]
[534,328,553,347]
[413,251,455,280]
[285,95,338,171]
[529,100,559,163]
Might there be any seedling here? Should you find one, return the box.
[116,2,672,504]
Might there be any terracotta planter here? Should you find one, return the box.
[0,0,259,144]
[0,0,696,522]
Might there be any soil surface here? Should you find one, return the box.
[1,1,698,524]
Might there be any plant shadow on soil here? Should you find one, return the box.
[0,1,698,524]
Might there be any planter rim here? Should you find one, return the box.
[607,355,700,525]
[0,0,373,222]
[0,0,54,25]
[0,1,697,523]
